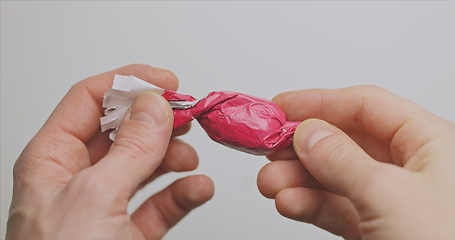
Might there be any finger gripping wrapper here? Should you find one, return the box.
[101,75,300,156]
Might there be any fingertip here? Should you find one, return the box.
[172,123,192,137]
[271,92,287,104]
[173,175,215,210]
[257,162,277,199]
[266,145,297,161]
[116,64,179,91]
[293,119,335,155]
[275,188,304,219]
[274,187,326,223]
[153,68,179,91]
[113,92,173,157]
[131,175,214,240]
[120,63,154,72]
[271,90,303,110]
[162,139,199,172]
[258,160,316,199]
[131,92,172,127]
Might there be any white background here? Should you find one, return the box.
[2,1,455,239]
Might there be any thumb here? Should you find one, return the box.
[95,91,173,193]
[293,119,385,200]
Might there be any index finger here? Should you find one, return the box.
[41,64,179,142]
[273,85,432,142]
[273,85,452,167]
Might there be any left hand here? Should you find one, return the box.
[6,64,214,240]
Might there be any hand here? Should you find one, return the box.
[6,64,214,240]
[257,86,455,240]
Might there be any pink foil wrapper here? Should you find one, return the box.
[101,75,300,156]
[162,90,300,156]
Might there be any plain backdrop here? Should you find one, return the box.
[1,1,455,239]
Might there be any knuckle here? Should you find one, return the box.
[65,82,83,98]
[114,123,158,155]
[338,206,361,238]
[68,169,127,203]
[351,84,386,93]
[120,63,155,75]
[302,197,326,223]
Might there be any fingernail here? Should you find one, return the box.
[130,92,170,127]
[294,119,335,154]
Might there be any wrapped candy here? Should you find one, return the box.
[101,75,300,156]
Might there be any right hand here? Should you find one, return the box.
[258,86,455,240]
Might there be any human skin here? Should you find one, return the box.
[258,86,455,240]
[6,64,214,240]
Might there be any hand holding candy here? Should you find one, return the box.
[7,65,214,240]
[101,75,300,155]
